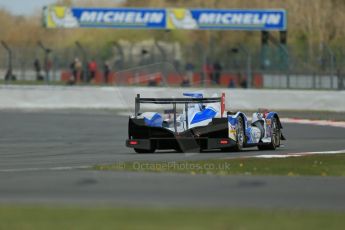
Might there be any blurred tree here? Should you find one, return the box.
[0,0,345,69]
[56,0,72,6]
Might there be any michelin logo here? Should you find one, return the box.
[198,12,283,27]
[43,7,286,30]
[79,11,164,25]
[49,7,79,28]
[168,9,198,29]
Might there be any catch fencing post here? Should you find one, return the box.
[1,41,14,83]
[323,43,335,89]
[232,44,252,88]
[75,41,88,83]
[38,41,52,84]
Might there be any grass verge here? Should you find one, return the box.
[94,154,345,176]
[1,206,345,230]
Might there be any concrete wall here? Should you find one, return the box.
[263,74,342,89]
[0,85,344,112]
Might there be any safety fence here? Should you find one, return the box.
[0,41,344,90]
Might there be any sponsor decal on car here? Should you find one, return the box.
[266,119,271,125]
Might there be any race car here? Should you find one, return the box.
[126,92,285,153]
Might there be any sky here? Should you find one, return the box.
[0,0,124,16]
[0,0,57,16]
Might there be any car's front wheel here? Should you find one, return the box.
[258,117,281,150]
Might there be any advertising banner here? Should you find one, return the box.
[43,6,286,31]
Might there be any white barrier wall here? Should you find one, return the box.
[263,74,341,89]
[0,85,344,112]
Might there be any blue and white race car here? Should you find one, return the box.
[126,92,285,153]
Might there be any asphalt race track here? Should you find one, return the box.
[0,110,345,210]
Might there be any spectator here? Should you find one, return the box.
[240,76,247,88]
[103,61,110,84]
[44,57,52,82]
[87,59,97,83]
[181,75,190,87]
[34,58,43,81]
[184,61,194,86]
[75,58,83,81]
[213,61,222,85]
[69,57,81,85]
[202,60,213,85]
[228,79,236,88]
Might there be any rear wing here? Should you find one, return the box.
[134,93,226,130]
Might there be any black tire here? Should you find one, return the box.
[258,117,281,151]
[257,145,270,150]
[134,148,155,154]
[174,148,183,153]
[233,116,245,151]
[222,116,245,152]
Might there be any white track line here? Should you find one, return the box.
[253,149,345,159]
[252,154,304,159]
[280,118,345,128]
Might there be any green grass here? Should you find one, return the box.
[1,206,345,230]
[94,154,345,177]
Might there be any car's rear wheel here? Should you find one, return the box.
[258,117,280,150]
[174,147,183,153]
[222,116,244,152]
[233,116,245,151]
